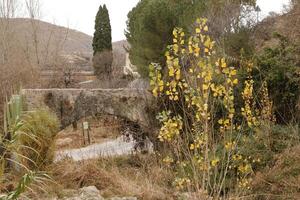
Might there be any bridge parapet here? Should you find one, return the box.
[21,88,155,131]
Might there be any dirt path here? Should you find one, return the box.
[55,136,135,162]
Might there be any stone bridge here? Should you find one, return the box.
[21,88,156,132]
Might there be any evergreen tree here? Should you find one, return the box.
[126,0,256,77]
[93,4,112,55]
[92,4,113,78]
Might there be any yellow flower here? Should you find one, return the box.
[152,88,158,97]
[203,84,209,90]
[211,158,220,167]
[169,67,175,77]
[173,44,179,53]
[175,70,181,80]
[230,70,237,76]
[225,142,236,151]
[221,59,226,68]
[233,79,238,85]
[190,144,195,150]
[173,29,177,36]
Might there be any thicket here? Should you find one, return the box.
[149,17,300,199]
[255,33,300,123]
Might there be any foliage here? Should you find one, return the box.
[126,0,206,77]
[223,27,255,59]
[92,4,112,54]
[256,33,300,123]
[3,95,23,135]
[20,109,59,170]
[1,94,24,176]
[126,0,257,77]
[239,124,299,172]
[1,171,51,200]
[1,94,57,198]
[149,18,275,198]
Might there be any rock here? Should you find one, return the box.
[79,186,104,200]
[56,138,73,146]
[127,79,149,90]
[62,186,104,200]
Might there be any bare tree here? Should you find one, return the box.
[0,0,71,125]
[45,58,79,88]
[93,50,113,79]
[0,0,18,64]
[25,0,41,66]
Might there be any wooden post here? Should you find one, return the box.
[72,121,78,131]
[87,128,91,145]
[82,122,86,145]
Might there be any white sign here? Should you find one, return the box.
[83,122,89,130]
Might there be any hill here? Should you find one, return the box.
[254,4,300,52]
[2,18,129,68]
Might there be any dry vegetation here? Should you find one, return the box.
[251,144,300,200]
[1,1,299,200]
[43,155,175,200]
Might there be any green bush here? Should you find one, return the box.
[256,33,300,123]
[239,123,299,171]
[20,109,59,170]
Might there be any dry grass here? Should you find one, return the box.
[46,154,176,200]
[251,145,300,200]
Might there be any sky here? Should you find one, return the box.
[40,0,290,42]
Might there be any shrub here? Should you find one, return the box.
[256,33,300,123]
[239,123,299,172]
[20,109,59,170]
[93,50,113,79]
[149,18,274,198]
[1,95,54,198]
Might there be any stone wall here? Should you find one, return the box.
[21,89,156,132]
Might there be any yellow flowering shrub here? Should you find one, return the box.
[149,18,274,198]
[241,62,259,128]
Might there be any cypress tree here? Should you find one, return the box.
[92,4,113,78]
[93,4,112,55]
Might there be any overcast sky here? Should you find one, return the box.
[40,0,290,42]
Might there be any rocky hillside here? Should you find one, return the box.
[5,18,129,68]
[254,4,300,51]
